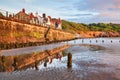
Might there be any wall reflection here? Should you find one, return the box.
[0,45,69,72]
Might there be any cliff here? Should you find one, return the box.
[79,31,119,38]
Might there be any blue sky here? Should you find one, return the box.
[0,0,120,23]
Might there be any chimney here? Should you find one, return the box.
[30,12,34,19]
[22,8,25,13]
[42,13,46,18]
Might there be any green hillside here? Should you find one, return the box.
[62,20,120,33]
[88,23,120,33]
[62,20,89,33]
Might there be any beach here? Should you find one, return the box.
[0,38,120,80]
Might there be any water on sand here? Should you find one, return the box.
[0,38,120,80]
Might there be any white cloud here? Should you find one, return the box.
[1,0,120,23]
[72,0,120,23]
[23,0,36,3]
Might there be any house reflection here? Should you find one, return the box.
[43,51,64,68]
[0,45,69,72]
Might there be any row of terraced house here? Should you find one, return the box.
[13,8,62,29]
[15,9,62,29]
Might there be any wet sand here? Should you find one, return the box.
[0,60,120,80]
[0,38,120,80]
[0,42,68,56]
[0,68,78,80]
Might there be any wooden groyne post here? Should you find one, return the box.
[13,57,18,71]
[67,53,72,68]
[96,40,98,43]
[1,56,5,71]
[102,40,104,43]
[82,39,84,43]
[35,61,39,70]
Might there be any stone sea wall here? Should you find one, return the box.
[0,19,75,49]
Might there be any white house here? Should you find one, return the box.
[46,16,51,26]
[35,12,43,25]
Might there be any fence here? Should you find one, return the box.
[0,9,16,19]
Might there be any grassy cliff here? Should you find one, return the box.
[62,20,89,33]
[62,20,120,37]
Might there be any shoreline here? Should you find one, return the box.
[78,31,120,38]
[0,43,70,56]
[0,38,75,50]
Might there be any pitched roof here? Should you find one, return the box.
[15,11,29,17]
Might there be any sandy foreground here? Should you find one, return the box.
[0,38,120,80]
[0,59,120,80]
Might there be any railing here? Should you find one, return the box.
[0,9,14,18]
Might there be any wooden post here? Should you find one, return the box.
[2,56,5,71]
[74,40,76,44]
[82,39,84,43]
[35,61,39,70]
[96,40,98,43]
[111,40,113,43]
[67,53,72,68]
[13,57,18,71]
[90,40,91,43]
[102,40,104,43]
[67,41,68,45]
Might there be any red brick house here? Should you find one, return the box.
[54,18,62,29]
[14,8,30,23]
[29,12,39,24]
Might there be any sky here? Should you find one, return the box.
[0,0,120,24]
